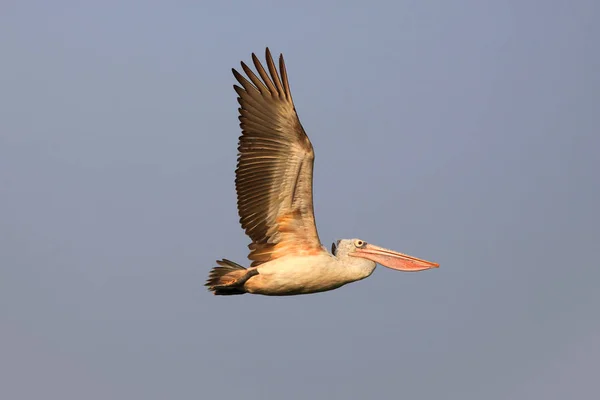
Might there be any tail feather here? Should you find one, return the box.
[205,259,248,296]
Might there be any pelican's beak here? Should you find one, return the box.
[351,243,439,272]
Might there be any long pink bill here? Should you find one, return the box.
[352,243,439,272]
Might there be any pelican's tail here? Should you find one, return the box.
[205,259,257,295]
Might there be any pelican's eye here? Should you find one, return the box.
[354,240,366,248]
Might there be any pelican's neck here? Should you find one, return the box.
[336,254,376,282]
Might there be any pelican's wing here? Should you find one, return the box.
[232,48,324,266]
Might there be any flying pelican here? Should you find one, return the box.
[206,48,439,296]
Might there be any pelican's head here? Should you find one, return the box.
[333,238,439,272]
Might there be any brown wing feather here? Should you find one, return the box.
[232,48,324,266]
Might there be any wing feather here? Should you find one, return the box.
[232,48,324,266]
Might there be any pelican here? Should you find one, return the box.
[206,48,439,296]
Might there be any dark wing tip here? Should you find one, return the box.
[251,53,261,70]
[231,67,242,82]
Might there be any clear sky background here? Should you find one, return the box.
[1,1,599,399]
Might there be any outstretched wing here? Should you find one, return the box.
[232,48,324,267]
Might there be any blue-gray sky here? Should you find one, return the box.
[1,1,599,399]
